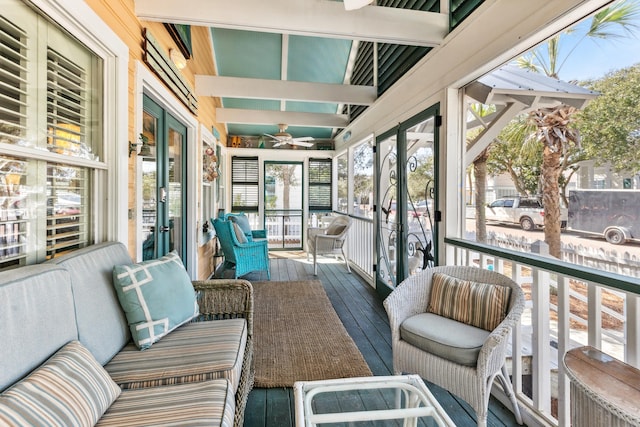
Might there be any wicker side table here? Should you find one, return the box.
[564,346,640,427]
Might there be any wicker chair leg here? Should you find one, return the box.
[313,252,318,275]
[342,247,351,273]
[497,365,523,424]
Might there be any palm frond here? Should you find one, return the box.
[590,0,640,39]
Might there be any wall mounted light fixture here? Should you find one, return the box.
[129,140,140,157]
[170,48,187,70]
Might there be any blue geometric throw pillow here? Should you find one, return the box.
[112,251,199,350]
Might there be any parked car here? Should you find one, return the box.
[485,196,567,231]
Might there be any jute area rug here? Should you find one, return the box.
[252,280,372,388]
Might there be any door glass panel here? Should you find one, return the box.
[405,117,436,274]
[141,110,158,260]
[265,162,303,249]
[376,134,398,288]
[167,126,183,257]
[336,153,348,214]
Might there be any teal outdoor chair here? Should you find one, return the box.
[218,212,267,241]
[213,218,271,280]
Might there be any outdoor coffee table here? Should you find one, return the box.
[293,374,455,427]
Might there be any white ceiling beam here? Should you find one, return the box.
[216,108,349,128]
[135,0,448,47]
[197,75,376,105]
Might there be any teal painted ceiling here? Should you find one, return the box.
[206,1,483,144]
[211,28,352,139]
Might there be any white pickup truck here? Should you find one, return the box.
[485,196,567,231]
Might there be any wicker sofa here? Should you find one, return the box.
[0,242,254,427]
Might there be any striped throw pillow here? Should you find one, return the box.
[427,273,511,331]
[0,340,121,426]
[427,273,471,324]
[468,280,512,331]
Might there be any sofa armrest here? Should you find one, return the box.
[192,279,254,337]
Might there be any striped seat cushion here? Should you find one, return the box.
[96,379,234,427]
[0,341,121,427]
[105,319,247,392]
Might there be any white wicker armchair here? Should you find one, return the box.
[383,266,525,427]
[307,215,352,275]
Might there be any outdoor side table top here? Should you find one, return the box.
[293,374,455,427]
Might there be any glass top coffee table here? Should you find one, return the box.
[293,374,455,427]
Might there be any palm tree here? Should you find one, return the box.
[516,0,639,258]
[468,103,496,243]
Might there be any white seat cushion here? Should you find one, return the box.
[400,312,490,367]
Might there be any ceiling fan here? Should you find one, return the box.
[264,124,314,148]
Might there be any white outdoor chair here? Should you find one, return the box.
[307,215,352,275]
[383,265,525,427]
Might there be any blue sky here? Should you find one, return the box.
[526,2,640,82]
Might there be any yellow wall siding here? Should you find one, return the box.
[85,0,223,278]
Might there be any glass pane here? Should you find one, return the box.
[168,126,183,257]
[265,163,303,249]
[232,157,259,210]
[406,117,436,274]
[0,156,29,269]
[0,15,27,146]
[337,153,348,213]
[353,140,374,218]
[265,164,302,210]
[377,135,397,288]
[46,44,102,160]
[141,111,157,260]
[46,163,90,259]
[309,159,331,212]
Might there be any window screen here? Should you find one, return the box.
[231,156,259,211]
[308,158,332,212]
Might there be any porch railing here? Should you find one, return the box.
[344,214,374,283]
[445,237,640,427]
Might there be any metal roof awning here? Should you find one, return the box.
[465,65,599,165]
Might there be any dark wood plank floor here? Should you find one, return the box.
[217,253,522,427]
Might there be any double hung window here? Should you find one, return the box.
[231,156,259,213]
[308,158,332,213]
[0,2,103,269]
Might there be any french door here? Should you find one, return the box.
[140,95,187,260]
[376,105,440,294]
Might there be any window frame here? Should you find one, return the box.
[308,158,332,213]
[231,156,260,212]
[0,0,128,267]
[33,0,129,244]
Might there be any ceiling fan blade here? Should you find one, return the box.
[263,133,280,142]
[290,140,314,147]
[292,137,315,142]
[272,140,288,148]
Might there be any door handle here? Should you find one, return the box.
[159,226,170,233]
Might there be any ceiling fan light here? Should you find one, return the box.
[344,0,373,11]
